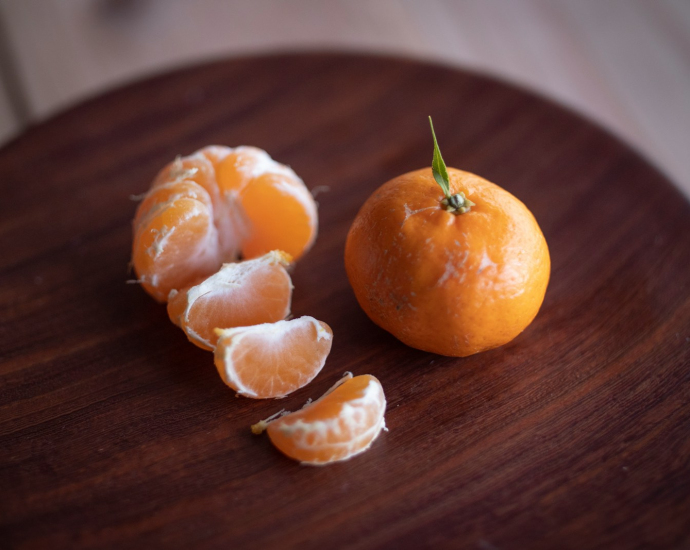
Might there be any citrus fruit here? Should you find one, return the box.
[344,118,550,357]
[252,373,387,465]
[132,177,220,302]
[214,316,333,399]
[167,250,293,351]
[132,146,317,302]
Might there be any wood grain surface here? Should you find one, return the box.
[0,53,689,550]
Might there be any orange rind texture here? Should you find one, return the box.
[345,167,550,357]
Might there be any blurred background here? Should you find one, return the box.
[0,0,688,195]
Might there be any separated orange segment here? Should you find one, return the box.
[167,250,293,351]
[214,316,333,399]
[254,373,387,465]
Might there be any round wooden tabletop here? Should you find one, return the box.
[1,53,689,550]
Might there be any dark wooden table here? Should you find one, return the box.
[1,53,689,550]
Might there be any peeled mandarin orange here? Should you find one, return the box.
[253,373,387,465]
[345,118,550,357]
[167,250,293,351]
[132,146,317,302]
[214,316,333,399]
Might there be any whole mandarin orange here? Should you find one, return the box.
[344,118,550,357]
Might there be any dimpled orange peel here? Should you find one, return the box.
[252,373,387,465]
[344,118,550,357]
[132,146,318,302]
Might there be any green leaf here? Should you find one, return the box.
[429,116,450,197]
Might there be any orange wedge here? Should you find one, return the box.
[167,251,293,350]
[214,147,318,260]
[132,146,317,302]
[253,373,387,465]
[132,178,220,302]
[214,316,333,399]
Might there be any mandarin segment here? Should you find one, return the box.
[214,316,333,399]
[132,193,220,303]
[255,374,387,465]
[133,179,213,231]
[215,147,318,259]
[152,152,219,201]
[167,250,293,350]
[239,172,318,259]
[215,146,270,193]
[197,144,233,167]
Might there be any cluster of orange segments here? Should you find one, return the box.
[131,145,387,465]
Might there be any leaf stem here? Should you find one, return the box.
[429,116,451,198]
[428,116,475,215]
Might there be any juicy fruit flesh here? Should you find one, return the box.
[133,179,213,230]
[240,174,316,260]
[167,251,293,351]
[214,317,333,399]
[131,146,317,302]
[264,374,387,465]
[132,188,219,302]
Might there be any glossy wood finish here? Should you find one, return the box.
[1,54,688,550]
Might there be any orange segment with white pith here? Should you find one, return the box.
[132,181,219,303]
[214,316,333,399]
[214,147,318,259]
[131,145,318,303]
[253,373,387,465]
[167,250,293,351]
